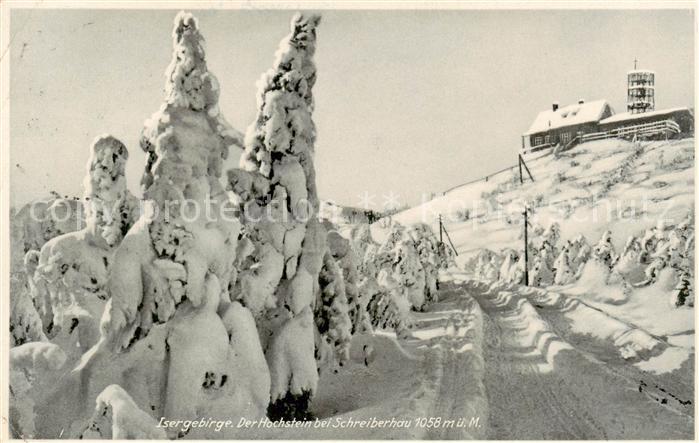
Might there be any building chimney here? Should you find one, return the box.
[578,99,585,104]
[552,102,559,112]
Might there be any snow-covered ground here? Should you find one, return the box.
[382,138,693,257]
[378,137,694,356]
[212,270,693,439]
[230,274,489,440]
[6,7,694,439]
[471,277,693,439]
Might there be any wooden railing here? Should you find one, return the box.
[580,131,611,142]
[561,134,582,151]
[582,119,681,142]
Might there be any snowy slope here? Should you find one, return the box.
[383,138,694,262]
[375,137,695,363]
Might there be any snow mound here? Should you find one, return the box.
[80,384,167,439]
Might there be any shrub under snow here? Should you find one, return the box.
[466,216,694,309]
[358,222,452,335]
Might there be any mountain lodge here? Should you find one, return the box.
[521,67,694,155]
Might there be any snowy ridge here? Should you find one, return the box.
[388,138,693,257]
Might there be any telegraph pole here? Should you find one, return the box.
[523,206,529,286]
[437,213,458,256]
[438,214,443,243]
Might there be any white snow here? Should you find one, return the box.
[81,385,166,439]
[635,346,691,375]
[8,9,694,441]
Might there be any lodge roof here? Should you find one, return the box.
[524,99,612,136]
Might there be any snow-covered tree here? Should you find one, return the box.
[358,223,416,334]
[643,216,695,301]
[228,13,323,421]
[529,223,560,287]
[395,241,427,310]
[675,226,695,307]
[407,223,443,303]
[592,230,618,269]
[639,223,666,265]
[499,249,524,284]
[376,222,406,263]
[23,13,269,439]
[11,196,84,263]
[326,226,371,334]
[103,10,246,344]
[315,250,352,368]
[467,249,501,280]
[27,135,138,357]
[542,222,561,248]
[356,220,451,335]
[530,247,555,287]
[571,235,592,277]
[101,11,267,435]
[9,252,47,347]
[365,277,412,335]
[350,223,378,261]
[673,271,693,307]
[614,235,646,283]
[553,242,575,285]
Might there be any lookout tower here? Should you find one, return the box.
[627,61,655,114]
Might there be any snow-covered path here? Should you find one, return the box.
[467,279,694,440]
[237,276,692,440]
[404,284,488,440]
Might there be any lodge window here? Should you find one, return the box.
[534,136,543,146]
[561,132,571,143]
[544,135,550,144]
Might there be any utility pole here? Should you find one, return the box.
[523,205,529,286]
[438,213,458,256]
[438,214,443,243]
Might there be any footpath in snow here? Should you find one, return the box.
[239,274,489,440]
[469,277,693,440]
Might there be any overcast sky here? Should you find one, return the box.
[9,8,695,209]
